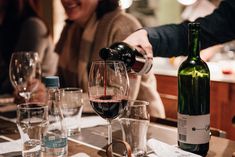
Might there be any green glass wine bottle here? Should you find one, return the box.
[178,23,210,156]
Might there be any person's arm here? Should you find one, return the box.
[124,0,235,58]
[145,23,188,57]
[15,17,58,75]
[196,0,235,49]
[146,0,235,57]
[15,17,48,55]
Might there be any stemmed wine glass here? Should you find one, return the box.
[88,60,129,145]
[9,52,41,102]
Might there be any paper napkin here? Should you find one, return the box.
[147,138,202,157]
[0,139,22,155]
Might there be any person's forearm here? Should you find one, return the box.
[145,0,235,58]
[144,23,188,57]
[196,0,235,49]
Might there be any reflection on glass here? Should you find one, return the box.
[9,52,41,102]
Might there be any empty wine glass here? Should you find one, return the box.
[88,60,129,145]
[9,52,41,102]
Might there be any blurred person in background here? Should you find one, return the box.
[123,0,235,59]
[55,0,165,118]
[0,0,57,101]
[181,0,216,22]
[171,0,218,66]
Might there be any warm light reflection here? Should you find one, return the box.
[177,0,197,5]
[119,0,133,9]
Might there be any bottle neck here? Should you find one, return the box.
[99,48,120,60]
[188,27,200,59]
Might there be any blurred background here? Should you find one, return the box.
[44,0,234,71]
[42,0,221,43]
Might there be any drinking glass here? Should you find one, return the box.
[16,103,48,157]
[119,100,150,157]
[9,52,41,102]
[60,87,83,136]
[88,60,129,145]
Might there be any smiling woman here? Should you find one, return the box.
[55,0,166,118]
[61,0,98,26]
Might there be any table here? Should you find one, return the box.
[0,116,235,157]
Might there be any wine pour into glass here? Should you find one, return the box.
[88,60,129,146]
[9,51,41,102]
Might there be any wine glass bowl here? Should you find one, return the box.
[88,60,129,144]
[9,52,41,102]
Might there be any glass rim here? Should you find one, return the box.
[17,102,48,110]
[10,51,39,60]
[11,51,39,55]
[127,99,149,106]
[60,87,83,93]
[91,60,125,64]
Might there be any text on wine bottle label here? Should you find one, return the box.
[178,113,210,144]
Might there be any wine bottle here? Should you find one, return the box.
[99,42,152,75]
[177,23,210,156]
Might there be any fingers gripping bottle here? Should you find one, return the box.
[99,42,153,75]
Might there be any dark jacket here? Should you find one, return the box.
[0,17,57,94]
[145,0,235,57]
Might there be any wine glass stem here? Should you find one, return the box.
[24,97,30,103]
[108,120,112,145]
[19,92,31,103]
[24,94,31,103]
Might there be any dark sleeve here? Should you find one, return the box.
[145,23,188,57]
[145,0,235,57]
[15,18,48,55]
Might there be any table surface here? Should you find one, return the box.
[0,115,235,157]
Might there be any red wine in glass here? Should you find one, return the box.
[88,60,129,145]
[90,95,128,119]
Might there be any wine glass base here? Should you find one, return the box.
[67,128,81,137]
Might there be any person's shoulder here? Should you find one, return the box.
[21,17,47,33]
[118,11,140,22]
[102,9,141,27]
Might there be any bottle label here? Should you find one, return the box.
[178,113,210,144]
[43,135,67,148]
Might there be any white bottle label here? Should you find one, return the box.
[178,113,210,144]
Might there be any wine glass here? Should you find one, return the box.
[9,52,41,102]
[88,60,129,145]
